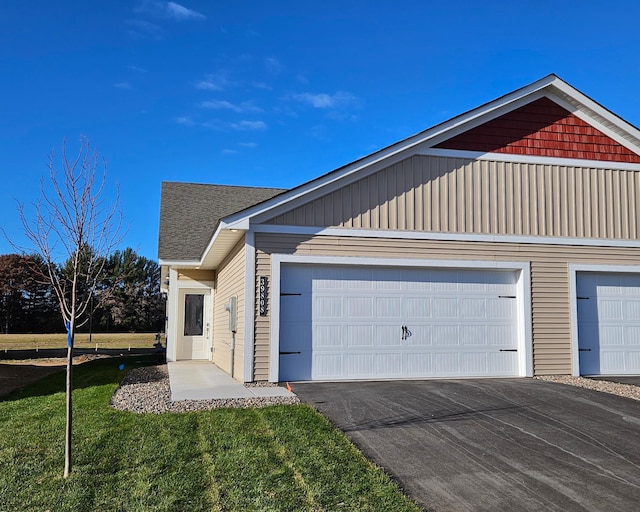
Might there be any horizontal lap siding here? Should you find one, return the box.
[253,233,640,379]
[266,155,640,241]
[254,248,271,380]
[213,237,245,380]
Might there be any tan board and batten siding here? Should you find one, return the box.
[267,155,640,239]
[213,237,246,378]
[253,155,640,380]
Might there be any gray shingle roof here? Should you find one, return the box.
[158,182,286,261]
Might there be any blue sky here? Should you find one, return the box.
[1,1,640,261]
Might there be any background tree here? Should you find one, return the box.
[15,137,124,478]
[0,253,56,333]
[100,248,164,332]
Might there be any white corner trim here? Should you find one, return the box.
[568,263,640,377]
[422,148,640,172]
[252,224,640,250]
[268,254,533,381]
[243,230,256,382]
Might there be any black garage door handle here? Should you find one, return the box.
[579,348,592,352]
[500,349,518,352]
[280,351,301,355]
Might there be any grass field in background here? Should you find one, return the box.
[0,356,420,511]
[0,332,162,351]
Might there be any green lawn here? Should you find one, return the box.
[0,357,420,512]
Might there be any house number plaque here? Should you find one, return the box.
[259,276,268,316]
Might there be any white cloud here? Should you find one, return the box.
[292,91,357,109]
[135,1,205,21]
[222,148,238,155]
[128,65,147,73]
[239,142,258,148]
[194,73,229,91]
[114,82,132,89]
[264,57,283,74]
[175,116,195,126]
[231,120,267,131]
[125,19,164,39]
[166,2,205,21]
[199,100,262,113]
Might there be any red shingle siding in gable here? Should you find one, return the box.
[435,97,640,163]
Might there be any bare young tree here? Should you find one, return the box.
[16,136,124,478]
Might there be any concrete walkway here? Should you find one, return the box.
[167,361,293,401]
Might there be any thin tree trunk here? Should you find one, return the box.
[63,330,73,478]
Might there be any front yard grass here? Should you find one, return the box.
[0,356,420,511]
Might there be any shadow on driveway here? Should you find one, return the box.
[293,378,640,512]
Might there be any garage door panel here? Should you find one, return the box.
[374,325,403,347]
[432,325,460,346]
[375,296,402,318]
[375,353,402,376]
[347,353,375,376]
[407,325,432,345]
[432,298,460,318]
[405,297,432,318]
[314,324,344,348]
[315,296,343,318]
[313,353,342,379]
[347,325,374,347]
[460,298,487,318]
[280,264,520,381]
[346,296,374,318]
[487,298,515,318]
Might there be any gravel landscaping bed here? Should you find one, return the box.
[536,375,640,401]
[111,365,299,414]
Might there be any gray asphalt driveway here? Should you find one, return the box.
[292,379,640,512]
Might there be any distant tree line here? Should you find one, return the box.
[0,248,165,334]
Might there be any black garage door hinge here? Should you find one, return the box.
[577,297,590,300]
[579,348,592,352]
[280,292,302,296]
[499,349,518,352]
[499,295,516,299]
[279,351,301,355]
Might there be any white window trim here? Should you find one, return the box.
[269,254,533,382]
[568,263,640,376]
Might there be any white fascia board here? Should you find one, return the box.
[422,148,640,171]
[252,224,640,250]
[545,90,640,155]
[549,81,640,146]
[158,258,202,268]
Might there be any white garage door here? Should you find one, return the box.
[279,265,520,381]
[577,273,640,375]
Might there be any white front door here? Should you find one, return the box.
[177,288,211,360]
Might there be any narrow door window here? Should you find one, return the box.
[184,293,204,336]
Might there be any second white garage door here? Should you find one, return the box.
[279,265,520,381]
[577,272,640,375]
